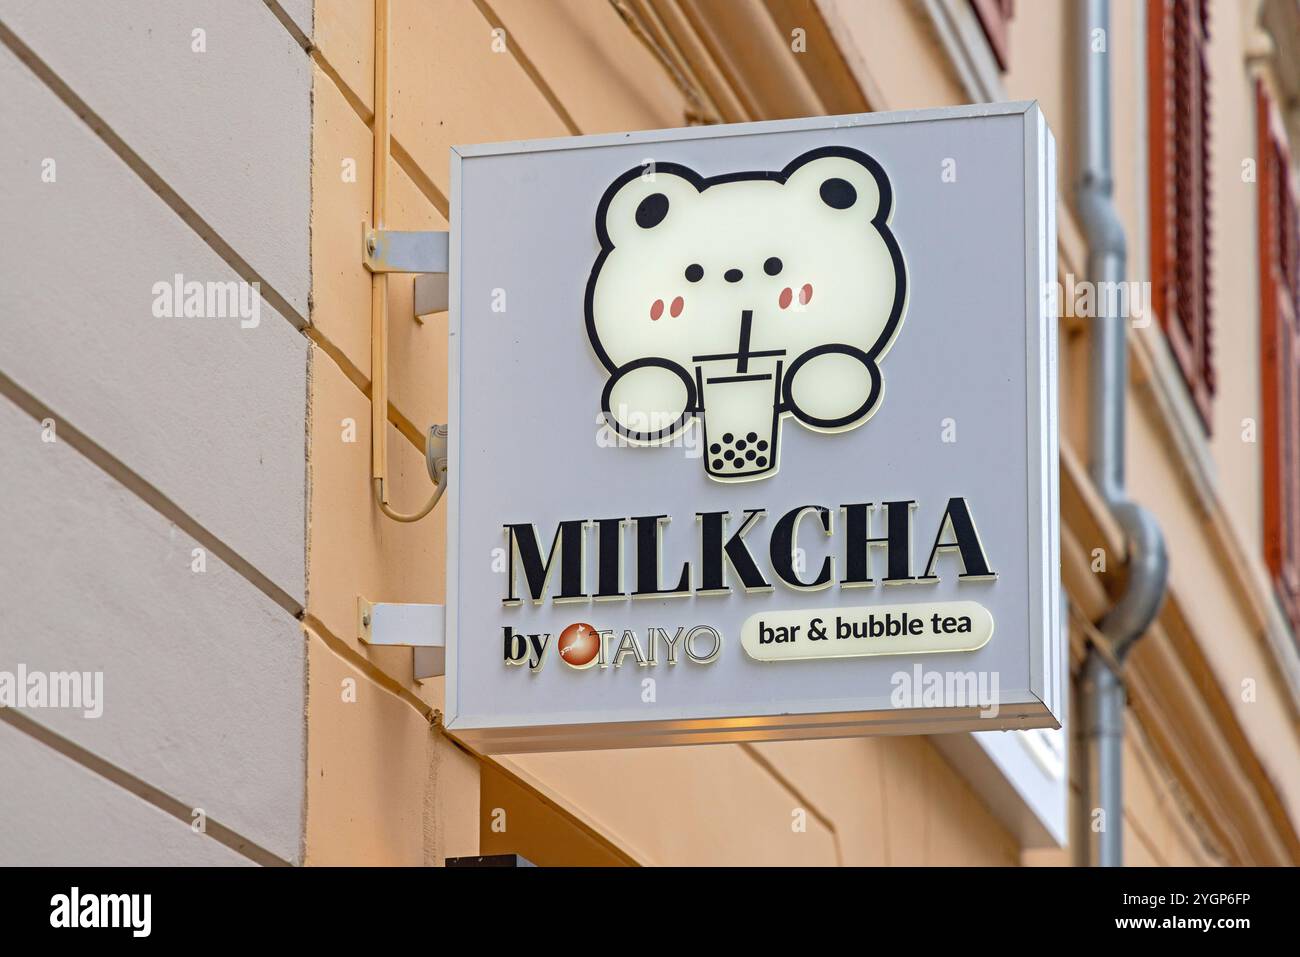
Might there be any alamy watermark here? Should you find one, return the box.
[0,665,103,718]
[1048,272,1153,325]
[50,887,150,937]
[151,273,261,328]
[890,664,1000,718]
[595,407,705,458]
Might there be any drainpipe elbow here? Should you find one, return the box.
[1075,181,1127,265]
[1099,499,1168,659]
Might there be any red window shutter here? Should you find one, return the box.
[1258,79,1300,630]
[970,0,1015,72]
[1148,0,1214,428]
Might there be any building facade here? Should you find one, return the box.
[2,0,1299,866]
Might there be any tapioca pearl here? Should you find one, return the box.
[779,287,792,310]
[650,299,664,320]
[736,439,747,451]
[757,440,768,451]
[733,459,745,470]
[710,443,721,454]
[799,283,813,305]
[712,459,723,469]
[722,432,734,443]
[724,449,734,461]
[756,456,767,467]
[746,432,757,443]
[670,296,684,318]
[745,450,756,461]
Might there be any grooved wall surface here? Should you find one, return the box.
[0,0,309,865]
[0,0,311,316]
[0,394,306,863]
[0,44,308,603]
[0,720,256,866]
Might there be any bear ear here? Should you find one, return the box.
[784,148,889,222]
[597,166,700,247]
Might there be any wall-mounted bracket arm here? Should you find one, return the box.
[363,226,448,274]
[358,597,446,680]
[363,226,449,319]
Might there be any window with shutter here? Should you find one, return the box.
[1148,0,1214,428]
[1258,80,1300,631]
[970,0,1014,72]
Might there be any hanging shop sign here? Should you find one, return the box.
[445,102,1060,751]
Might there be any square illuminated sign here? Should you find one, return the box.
[445,102,1060,751]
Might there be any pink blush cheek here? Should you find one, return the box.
[799,283,813,305]
[779,287,793,310]
[650,299,664,321]
[670,296,684,318]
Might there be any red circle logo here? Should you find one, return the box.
[557,623,601,669]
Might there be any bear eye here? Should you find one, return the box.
[635,193,670,228]
[763,257,783,276]
[685,263,703,282]
[819,178,856,210]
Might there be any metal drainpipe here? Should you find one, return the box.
[1076,0,1169,867]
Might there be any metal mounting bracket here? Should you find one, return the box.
[363,225,448,274]
[358,597,446,680]
[362,226,449,319]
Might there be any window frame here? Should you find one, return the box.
[1147,0,1214,428]
[1258,79,1300,634]
[969,0,1015,72]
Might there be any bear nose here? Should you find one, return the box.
[724,268,743,283]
